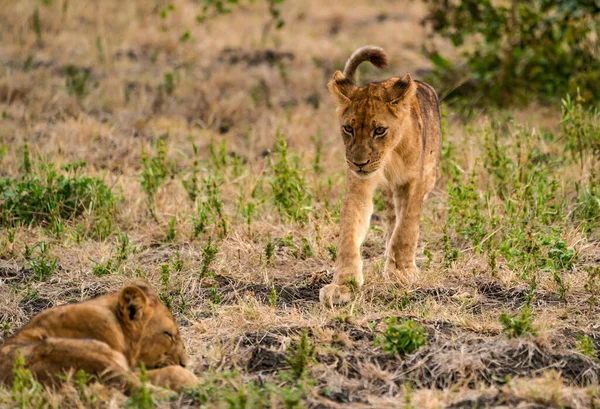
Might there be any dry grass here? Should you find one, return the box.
[1,0,599,408]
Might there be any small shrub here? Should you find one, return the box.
[171,251,183,272]
[200,239,218,277]
[26,241,58,281]
[269,284,278,307]
[576,335,598,361]
[116,230,133,262]
[91,258,118,277]
[126,364,154,409]
[162,71,177,96]
[561,92,600,169]
[0,160,118,238]
[140,139,169,216]
[64,65,92,98]
[269,133,312,224]
[31,8,42,42]
[326,244,336,261]
[500,306,537,339]
[160,264,170,287]
[585,266,600,311]
[264,235,275,264]
[209,286,221,304]
[376,318,427,358]
[11,351,44,408]
[165,216,177,242]
[182,143,200,202]
[285,330,315,380]
[547,240,576,271]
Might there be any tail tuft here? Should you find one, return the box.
[343,46,389,82]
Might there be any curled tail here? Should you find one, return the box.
[343,45,389,81]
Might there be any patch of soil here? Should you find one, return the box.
[218,47,295,67]
[477,279,560,309]
[0,264,35,284]
[202,272,329,307]
[384,338,600,388]
[446,394,551,409]
[19,297,53,316]
[247,347,287,373]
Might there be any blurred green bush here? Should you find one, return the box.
[424,0,600,105]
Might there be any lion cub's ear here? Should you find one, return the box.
[387,73,416,105]
[128,278,158,298]
[119,285,148,322]
[328,70,356,104]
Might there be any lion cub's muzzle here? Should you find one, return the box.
[346,157,379,178]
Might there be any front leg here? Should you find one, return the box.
[320,171,379,306]
[384,181,425,284]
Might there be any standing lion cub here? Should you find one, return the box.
[320,46,441,306]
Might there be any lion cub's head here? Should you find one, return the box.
[133,282,189,370]
[328,46,417,179]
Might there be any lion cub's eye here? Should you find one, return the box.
[373,127,387,137]
[164,331,174,342]
[342,125,354,135]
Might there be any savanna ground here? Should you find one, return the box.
[0,0,599,408]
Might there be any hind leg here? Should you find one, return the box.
[384,182,425,284]
[382,185,397,260]
[0,338,142,392]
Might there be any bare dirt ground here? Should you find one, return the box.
[0,0,599,408]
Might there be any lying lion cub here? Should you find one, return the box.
[320,46,442,305]
[0,279,198,393]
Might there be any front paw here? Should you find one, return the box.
[146,366,200,392]
[319,283,356,306]
[383,260,418,286]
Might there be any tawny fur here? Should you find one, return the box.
[0,280,198,393]
[321,46,442,306]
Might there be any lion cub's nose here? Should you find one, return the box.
[352,159,371,168]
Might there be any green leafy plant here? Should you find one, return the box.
[285,330,316,380]
[162,71,177,96]
[264,235,275,264]
[31,8,42,42]
[64,65,92,98]
[182,143,200,202]
[26,241,58,281]
[269,284,278,307]
[576,334,598,361]
[500,306,537,339]
[160,264,170,287]
[561,91,600,169]
[171,251,183,272]
[196,0,286,30]
[269,133,312,224]
[116,230,133,262]
[210,286,221,304]
[200,239,218,277]
[91,258,118,277]
[165,216,177,242]
[0,159,117,239]
[11,351,44,408]
[375,318,427,358]
[140,139,169,217]
[183,369,304,409]
[126,364,154,409]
